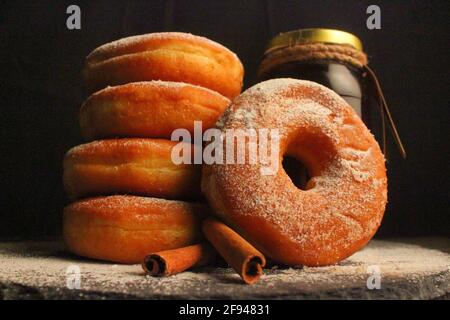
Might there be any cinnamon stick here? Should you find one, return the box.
[142,243,217,276]
[202,218,266,284]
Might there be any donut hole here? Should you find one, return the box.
[283,128,338,191]
[282,156,310,190]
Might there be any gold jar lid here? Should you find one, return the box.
[265,28,363,53]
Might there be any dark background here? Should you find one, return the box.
[0,0,448,239]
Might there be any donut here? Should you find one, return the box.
[80,81,230,141]
[84,32,244,99]
[63,138,201,200]
[63,195,206,263]
[201,79,387,266]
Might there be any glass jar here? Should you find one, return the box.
[258,29,369,125]
[258,28,405,159]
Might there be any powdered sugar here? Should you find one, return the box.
[87,32,240,64]
[66,195,199,213]
[65,138,177,159]
[93,80,230,101]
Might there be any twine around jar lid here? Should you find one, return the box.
[260,28,367,74]
[258,42,368,77]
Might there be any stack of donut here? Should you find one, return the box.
[63,32,244,263]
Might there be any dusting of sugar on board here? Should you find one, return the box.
[0,240,448,299]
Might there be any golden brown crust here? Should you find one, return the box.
[63,138,201,200]
[63,195,207,263]
[80,81,230,141]
[84,32,244,99]
[202,79,388,266]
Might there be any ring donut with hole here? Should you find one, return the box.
[201,78,387,266]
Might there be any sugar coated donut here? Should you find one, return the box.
[64,138,201,200]
[80,81,230,141]
[84,32,244,99]
[64,195,206,263]
[202,78,387,266]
